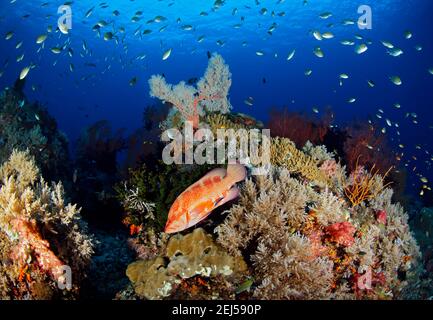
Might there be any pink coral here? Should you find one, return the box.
[307,229,328,258]
[319,159,338,178]
[376,210,387,225]
[325,222,356,247]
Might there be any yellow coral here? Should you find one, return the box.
[270,137,328,184]
[126,228,247,300]
[0,149,39,190]
[166,228,247,278]
[206,113,246,133]
[126,257,177,300]
[343,161,393,207]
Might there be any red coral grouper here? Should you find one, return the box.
[164,164,247,234]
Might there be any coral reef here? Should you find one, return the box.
[0,85,70,183]
[149,53,232,129]
[216,167,421,299]
[120,53,429,301]
[126,228,247,300]
[0,150,94,299]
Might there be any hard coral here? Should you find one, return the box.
[270,137,328,185]
[126,228,246,300]
[166,228,247,279]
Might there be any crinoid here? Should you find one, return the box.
[343,157,393,207]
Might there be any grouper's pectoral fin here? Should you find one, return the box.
[213,187,240,209]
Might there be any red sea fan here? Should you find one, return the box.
[268,107,332,147]
[343,123,395,173]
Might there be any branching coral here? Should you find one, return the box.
[0,150,94,299]
[149,53,232,129]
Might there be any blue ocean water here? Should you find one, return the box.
[0,0,432,197]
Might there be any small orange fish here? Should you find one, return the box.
[129,224,142,236]
[164,164,247,234]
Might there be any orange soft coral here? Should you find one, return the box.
[10,218,65,281]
